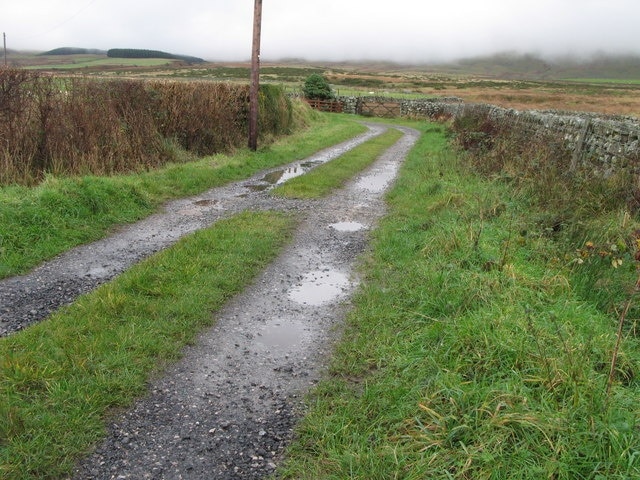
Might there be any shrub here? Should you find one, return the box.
[302,74,334,100]
[450,106,506,152]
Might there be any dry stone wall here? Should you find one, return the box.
[335,95,640,174]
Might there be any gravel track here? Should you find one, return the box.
[0,125,385,336]
[0,123,420,479]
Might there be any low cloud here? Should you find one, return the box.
[4,0,639,63]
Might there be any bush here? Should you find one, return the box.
[302,74,334,100]
[450,106,506,152]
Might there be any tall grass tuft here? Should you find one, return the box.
[450,108,640,319]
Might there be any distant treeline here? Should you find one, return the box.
[40,47,107,55]
[107,49,204,63]
[38,47,204,63]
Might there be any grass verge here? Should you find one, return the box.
[278,122,640,479]
[271,127,403,199]
[0,113,365,279]
[0,210,297,479]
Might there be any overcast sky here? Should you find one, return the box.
[3,0,639,63]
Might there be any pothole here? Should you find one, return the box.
[356,164,398,193]
[193,199,215,206]
[177,199,220,215]
[329,221,365,232]
[257,320,307,349]
[246,162,326,191]
[288,269,351,306]
[86,266,108,277]
[264,164,317,184]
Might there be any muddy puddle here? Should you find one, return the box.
[257,319,307,350]
[288,269,352,306]
[246,161,321,192]
[355,163,399,193]
[264,162,317,184]
[329,221,365,232]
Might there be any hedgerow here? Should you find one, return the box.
[0,70,293,185]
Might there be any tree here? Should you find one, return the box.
[302,74,334,100]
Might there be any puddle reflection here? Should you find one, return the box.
[288,269,351,306]
[356,165,397,192]
[263,163,322,185]
[246,161,325,192]
[258,321,306,348]
[329,222,364,232]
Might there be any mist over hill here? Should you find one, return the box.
[10,46,640,81]
[268,51,640,81]
[430,52,640,80]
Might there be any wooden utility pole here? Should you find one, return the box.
[248,0,263,151]
[3,32,7,67]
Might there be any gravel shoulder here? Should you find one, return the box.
[1,123,420,479]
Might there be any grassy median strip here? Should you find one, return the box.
[279,122,640,478]
[271,127,403,199]
[0,113,365,279]
[0,210,296,479]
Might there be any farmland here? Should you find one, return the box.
[6,50,640,117]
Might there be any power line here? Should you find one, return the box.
[14,0,101,41]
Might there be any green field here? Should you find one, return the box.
[26,57,177,70]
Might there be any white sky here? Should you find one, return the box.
[2,0,639,63]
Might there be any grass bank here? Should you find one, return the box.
[0,113,366,279]
[271,127,403,199]
[0,210,297,479]
[279,122,640,478]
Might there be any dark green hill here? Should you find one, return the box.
[40,47,106,55]
[107,49,204,63]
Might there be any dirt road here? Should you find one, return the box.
[1,123,420,479]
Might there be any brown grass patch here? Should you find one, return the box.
[0,70,292,185]
[420,86,640,117]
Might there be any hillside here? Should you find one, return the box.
[430,52,640,80]
[7,48,640,81]
[40,47,107,56]
[4,49,640,117]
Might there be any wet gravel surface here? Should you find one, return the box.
[0,125,385,336]
[0,123,420,479]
